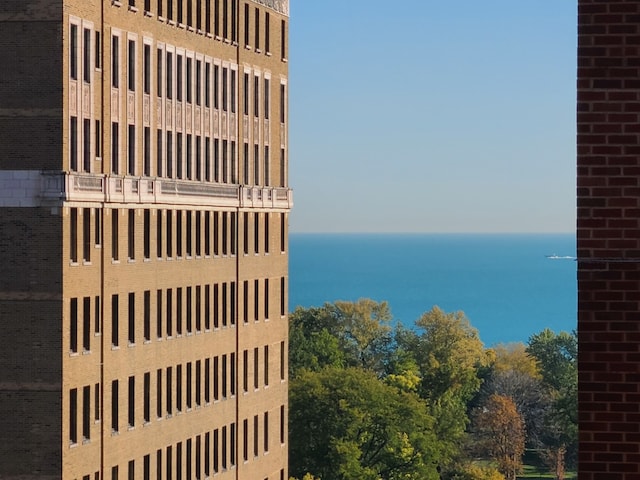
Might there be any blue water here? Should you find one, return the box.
[288,233,577,347]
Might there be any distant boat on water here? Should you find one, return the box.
[546,254,576,260]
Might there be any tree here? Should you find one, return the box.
[473,394,525,480]
[288,300,394,377]
[289,367,442,480]
[527,329,578,480]
[491,342,541,379]
[397,307,491,463]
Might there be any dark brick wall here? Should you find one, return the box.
[0,207,62,478]
[578,1,640,478]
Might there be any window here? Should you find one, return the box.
[265,12,270,53]
[144,208,150,259]
[253,75,259,118]
[177,55,183,102]
[186,0,193,26]
[230,421,236,466]
[128,376,135,427]
[83,385,91,440]
[144,372,151,423]
[213,283,219,328]
[111,122,119,174]
[84,28,92,82]
[111,380,119,432]
[280,277,286,317]
[213,356,219,400]
[70,208,78,262]
[221,425,228,469]
[213,65,220,109]
[231,0,237,43]
[222,67,228,112]
[156,129,163,177]
[264,411,269,452]
[128,40,136,91]
[95,383,101,421]
[253,415,258,456]
[243,281,248,323]
[222,354,227,398]
[264,212,269,253]
[186,362,192,408]
[280,340,285,380]
[166,131,173,178]
[95,30,102,69]
[214,138,220,182]
[196,0,202,29]
[205,0,211,33]
[83,296,91,352]
[264,278,269,319]
[254,8,260,50]
[112,35,120,88]
[176,364,182,411]
[280,405,285,443]
[195,360,201,406]
[128,124,136,175]
[213,428,219,473]
[243,4,249,46]
[230,351,236,395]
[195,211,202,256]
[186,134,193,180]
[128,209,135,260]
[167,0,173,20]
[176,287,183,335]
[186,57,192,103]
[221,282,227,326]
[156,369,163,418]
[157,449,162,480]
[280,83,286,123]
[254,279,259,321]
[167,289,173,336]
[205,212,211,256]
[166,52,173,99]
[280,213,286,252]
[70,388,78,443]
[112,294,119,347]
[196,60,202,105]
[196,285,202,330]
[222,0,228,39]
[144,454,150,480]
[281,19,287,59]
[166,366,173,415]
[264,345,269,386]
[253,347,258,389]
[230,70,236,114]
[70,117,78,172]
[112,466,118,480]
[157,48,163,97]
[157,290,163,338]
[70,299,78,353]
[95,294,101,334]
[144,127,151,176]
[158,0,163,16]
[243,418,248,461]
[144,290,151,341]
[83,119,91,172]
[177,133,183,179]
[70,24,78,80]
[157,209,163,258]
[177,0,183,23]
[128,460,134,480]
[128,292,135,344]
[186,286,192,333]
[144,44,151,94]
[264,78,270,119]
[242,349,248,392]
[95,119,101,159]
[205,358,211,403]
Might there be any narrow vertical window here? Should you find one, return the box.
[143,208,150,259]
[128,40,136,91]
[156,369,163,418]
[243,418,248,461]
[144,290,151,341]
[166,131,173,177]
[83,119,91,172]
[280,340,285,380]
[254,8,260,50]
[264,278,269,319]
[95,383,101,421]
[243,4,249,46]
[213,356,219,401]
[95,294,101,334]
[205,358,210,403]
[144,372,151,423]
[144,127,151,176]
[166,52,173,99]
[70,117,78,171]
[176,287,183,334]
[186,362,192,409]
[166,209,173,257]
[176,364,182,411]
[230,69,236,114]
[144,44,151,94]
[243,281,248,323]
[144,455,150,480]
[214,0,220,36]
[157,209,163,258]
[128,124,136,175]
[128,376,135,427]
[222,354,227,398]
[112,35,120,88]
[84,28,92,83]
[253,75,259,118]
[186,57,192,103]
[205,211,211,256]
[196,60,202,106]
[213,283,219,328]
[195,360,201,406]
[111,122,119,174]
[254,279,259,321]
[157,289,163,338]
[187,0,193,27]
[213,65,220,109]
[264,78,270,120]
[231,0,237,43]
[265,12,270,53]
[166,366,173,415]
[280,213,286,252]
[281,19,286,60]
[156,129,163,177]
[70,298,78,353]
[196,284,202,331]
[83,296,91,352]
[96,119,102,159]
[264,411,269,452]
[70,208,78,262]
[222,0,228,39]
[70,24,78,80]
[158,0,163,16]
[128,460,134,480]
[157,48,163,97]
[196,0,202,30]
[128,209,135,260]
[83,385,91,440]
[253,347,258,389]
[111,294,119,347]
[128,292,135,345]
[222,68,228,112]
[242,349,248,391]
[95,30,101,69]
[70,388,78,443]
[264,345,269,386]
[111,379,119,432]
[205,0,211,33]
[264,212,269,253]
[196,210,202,256]
[253,414,258,456]
[280,405,285,444]
[177,55,183,102]
[280,277,286,317]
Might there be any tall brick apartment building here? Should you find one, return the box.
[0,0,291,478]
[578,1,640,478]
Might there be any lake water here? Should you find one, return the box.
[288,233,577,347]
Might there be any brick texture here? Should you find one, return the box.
[578,1,640,478]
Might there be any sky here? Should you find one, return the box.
[288,0,577,233]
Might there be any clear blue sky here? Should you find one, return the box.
[288,0,577,233]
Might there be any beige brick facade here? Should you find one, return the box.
[0,1,290,479]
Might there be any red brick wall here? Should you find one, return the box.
[578,1,640,478]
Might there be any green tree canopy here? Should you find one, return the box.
[289,367,442,480]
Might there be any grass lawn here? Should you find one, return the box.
[518,464,577,479]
